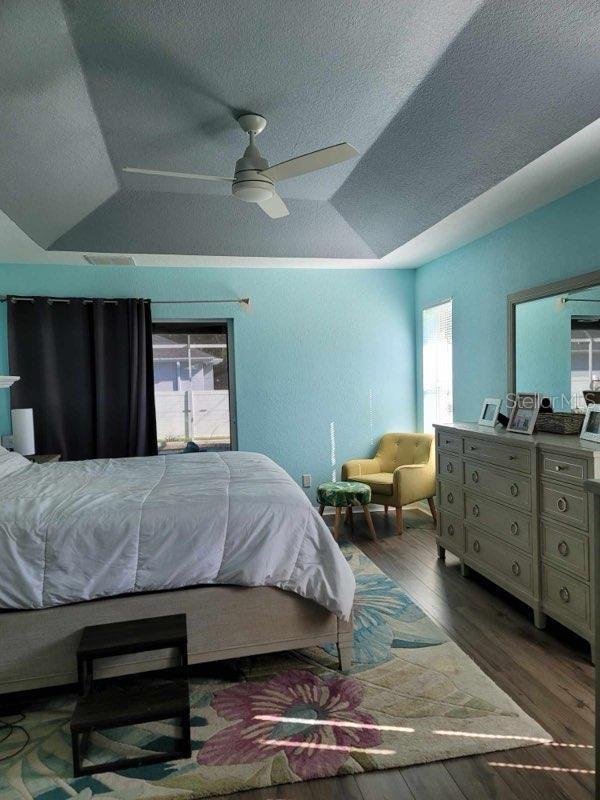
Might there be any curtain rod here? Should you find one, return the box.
[0,296,250,306]
[152,298,250,305]
[561,297,600,303]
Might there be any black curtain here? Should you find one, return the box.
[8,296,158,460]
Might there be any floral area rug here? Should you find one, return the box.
[0,544,549,799]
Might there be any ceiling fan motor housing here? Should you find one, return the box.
[232,140,274,203]
[232,170,274,203]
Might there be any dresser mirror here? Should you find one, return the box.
[508,270,600,411]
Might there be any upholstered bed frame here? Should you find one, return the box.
[0,584,353,695]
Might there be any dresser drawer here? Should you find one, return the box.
[438,511,464,551]
[464,491,532,553]
[464,460,531,510]
[541,522,589,580]
[465,528,533,593]
[542,565,591,630]
[464,438,531,473]
[439,482,462,513]
[437,430,462,453]
[540,480,588,531]
[540,451,588,485]
[438,451,461,483]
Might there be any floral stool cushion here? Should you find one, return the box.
[317,480,371,508]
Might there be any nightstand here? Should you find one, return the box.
[26,454,61,464]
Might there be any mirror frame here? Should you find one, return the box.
[507,267,600,396]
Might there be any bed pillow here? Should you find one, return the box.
[0,449,31,479]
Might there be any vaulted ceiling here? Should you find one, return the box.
[1,0,599,261]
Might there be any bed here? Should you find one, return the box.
[0,448,354,694]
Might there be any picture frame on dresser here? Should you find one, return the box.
[478,398,502,427]
[507,392,542,435]
[581,403,600,443]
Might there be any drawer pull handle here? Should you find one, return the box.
[473,539,481,553]
[471,470,479,483]
[556,496,568,513]
[511,561,521,577]
[554,464,566,472]
[447,524,455,536]
[558,540,569,557]
[510,483,519,497]
[444,439,451,445]
[470,445,478,451]
[559,586,570,603]
[447,492,454,504]
[508,455,517,461]
[472,504,480,518]
[446,462,453,473]
[510,521,519,536]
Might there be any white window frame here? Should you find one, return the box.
[152,320,237,452]
[422,299,453,432]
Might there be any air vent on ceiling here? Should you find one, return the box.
[84,255,136,266]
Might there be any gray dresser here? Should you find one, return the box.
[435,422,600,661]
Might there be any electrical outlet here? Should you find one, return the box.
[302,474,311,488]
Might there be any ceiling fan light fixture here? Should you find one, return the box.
[232,180,274,203]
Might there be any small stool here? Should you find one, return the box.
[317,481,377,541]
[71,614,191,777]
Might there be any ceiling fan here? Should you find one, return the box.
[123,113,359,219]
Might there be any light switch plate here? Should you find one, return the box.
[302,474,311,488]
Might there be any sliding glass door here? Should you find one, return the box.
[152,321,236,453]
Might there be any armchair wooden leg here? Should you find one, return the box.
[395,506,404,535]
[318,504,325,516]
[384,505,389,515]
[427,496,437,526]
[333,507,342,540]
[362,506,377,540]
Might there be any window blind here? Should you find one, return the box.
[423,300,453,431]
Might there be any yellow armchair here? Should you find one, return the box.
[342,432,436,534]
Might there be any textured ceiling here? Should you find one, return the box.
[0,0,118,249]
[0,0,599,260]
[51,192,375,259]
[332,0,600,256]
[64,0,488,199]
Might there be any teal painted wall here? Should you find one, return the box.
[0,264,416,499]
[415,178,600,427]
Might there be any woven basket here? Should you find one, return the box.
[534,412,584,435]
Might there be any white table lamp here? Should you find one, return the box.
[11,408,35,456]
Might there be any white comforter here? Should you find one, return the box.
[0,452,355,617]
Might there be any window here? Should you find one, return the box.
[423,300,453,432]
[571,318,600,409]
[152,321,236,453]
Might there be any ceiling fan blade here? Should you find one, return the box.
[261,143,358,183]
[257,192,289,218]
[123,167,233,182]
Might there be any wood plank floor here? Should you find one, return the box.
[221,506,596,800]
